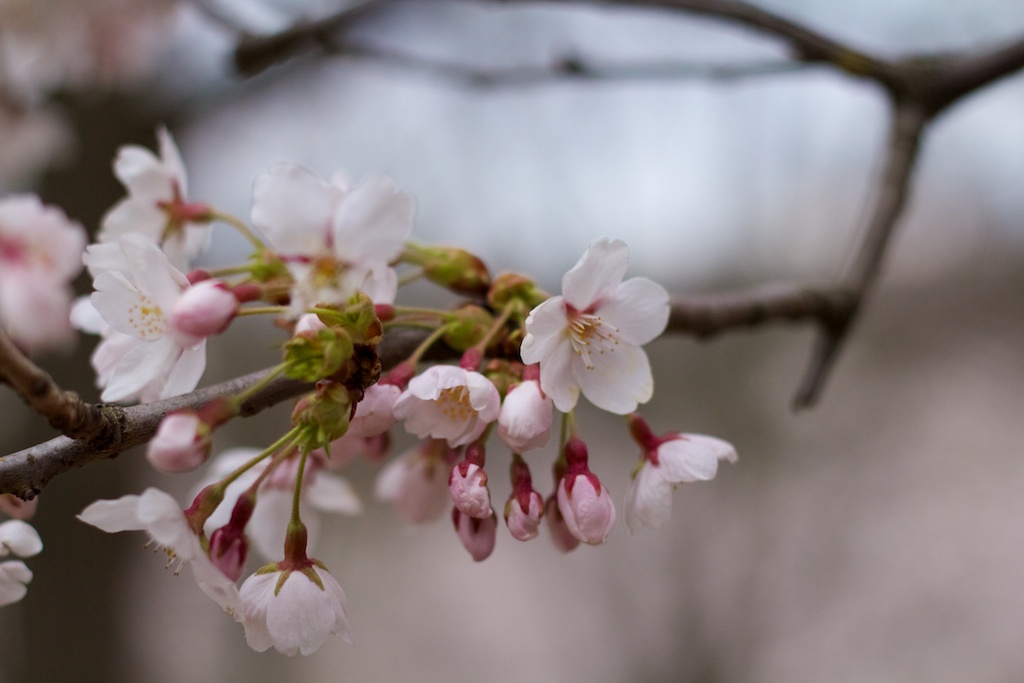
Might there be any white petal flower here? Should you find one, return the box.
[240,563,352,655]
[497,379,553,453]
[520,238,669,414]
[86,235,207,402]
[98,128,210,269]
[0,519,42,607]
[0,561,33,607]
[251,164,414,310]
[78,488,240,617]
[624,434,737,533]
[0,194,86,351]
[393,365,501,447]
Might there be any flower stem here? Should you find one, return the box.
[230,365,288,407]
[210,210,264,250]
[236,305,290,317]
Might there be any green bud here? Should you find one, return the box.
[283,327,354,381]
[487,272,547,310]
[404,244,491,295]
[314,293,383,345]
[443,305,494,352]
[291,382,352,452]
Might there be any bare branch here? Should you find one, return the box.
[792,102,928,409]
[0,329,117,441]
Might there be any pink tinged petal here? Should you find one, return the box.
[449,463,492,519]
[147,412,210,473]
[332,175,414,264]
[557,475,616,545]
[92,270,163,339]
[0,520,42,558]
[90,333,139,390]
[0,494,37,521]
[497,380,553,453]
[505,491,544,541]
[544,495,580,553]
[561,237,630,309]
[135,488,193,557]
[572,341,653,415]
[623,463,673,533]
[348,383,400,437]
[0,278,74,352]
[83,241,132,279]
[159,341,207,399]
[453,509,497,562]
[659,434,738,483]
[0,561,32,606]
[305,474,363,515]
[70,297,106,335]
[465,371,501,421]
[122,235,189,308]
[519,296,569,366]
[355,265,398,305]
[251,164,336,254]
[596,277,670,346]
[170,280,238,346]
[239,572,278,652]
[375,447,449,524]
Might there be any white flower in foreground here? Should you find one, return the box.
[250,164,414,310]
[240,562,352,655]
[624,433,737,533]
[0,194,86,351]
[78,488,240,617]
[200,449,361,562]
[0,520,42,606]
[393,365,501,447]
[98,128,210,269]
[86,235,207,402]
[520,238,669,415]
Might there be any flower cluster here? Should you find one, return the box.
[5,129,740,655]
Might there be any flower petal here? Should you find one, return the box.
[251,164,336,255]
[0,520,42,558]
[561,238,629,309]
[572,341,653,414]
[597,277,670,346]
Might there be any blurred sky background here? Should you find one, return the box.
[2,1,1024,681]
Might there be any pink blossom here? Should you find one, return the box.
[520,238,669,414]
[348,383,401,437]
[505,490,544,542]
[448,461,492,519]
[452,509,497,562]
[393,365,500,447]
[497,379,552,453]
[146,410,211,473]
[0,194,85,351]
[556,438,616,545]
[99,128,210,269]
[250,164,414,309]
[169,280,238,346]
[0,494,38,521]
[544,495,580,553]
[375,439,456,524]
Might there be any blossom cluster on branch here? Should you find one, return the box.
[0,129,735,656]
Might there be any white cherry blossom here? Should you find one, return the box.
[250,164,414,310]
[86,235,207,402]
[0,518,43,601]
[98,128,210,269]
[240,562,353,655]
[624,434,737,533]
[78,487,240,617]
[393,365,500,447]
[520,238,669,415]
[0,194,86,351]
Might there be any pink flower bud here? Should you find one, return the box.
[0,494,38,521]
[294,313,326,335]
[555,437,615,545]
[146,410,211,473]
[452,508,497,561]
[209,526,249,582]
[544,495,579,553]
[497,379,552,452]
[448,462,492,519]
[170,280,238,346]
[504,490,543,541]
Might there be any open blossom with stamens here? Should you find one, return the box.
[86,235,208,402]
[393,366,501,447]
[0,194,86,351]
[78,488,240,617]
[98,128,211,270]
[624,416,737,532]
[520,238,669,415]
[0,520,42,606]
[250,164,414,310]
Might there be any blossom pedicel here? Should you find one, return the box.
[59,130,737,654]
